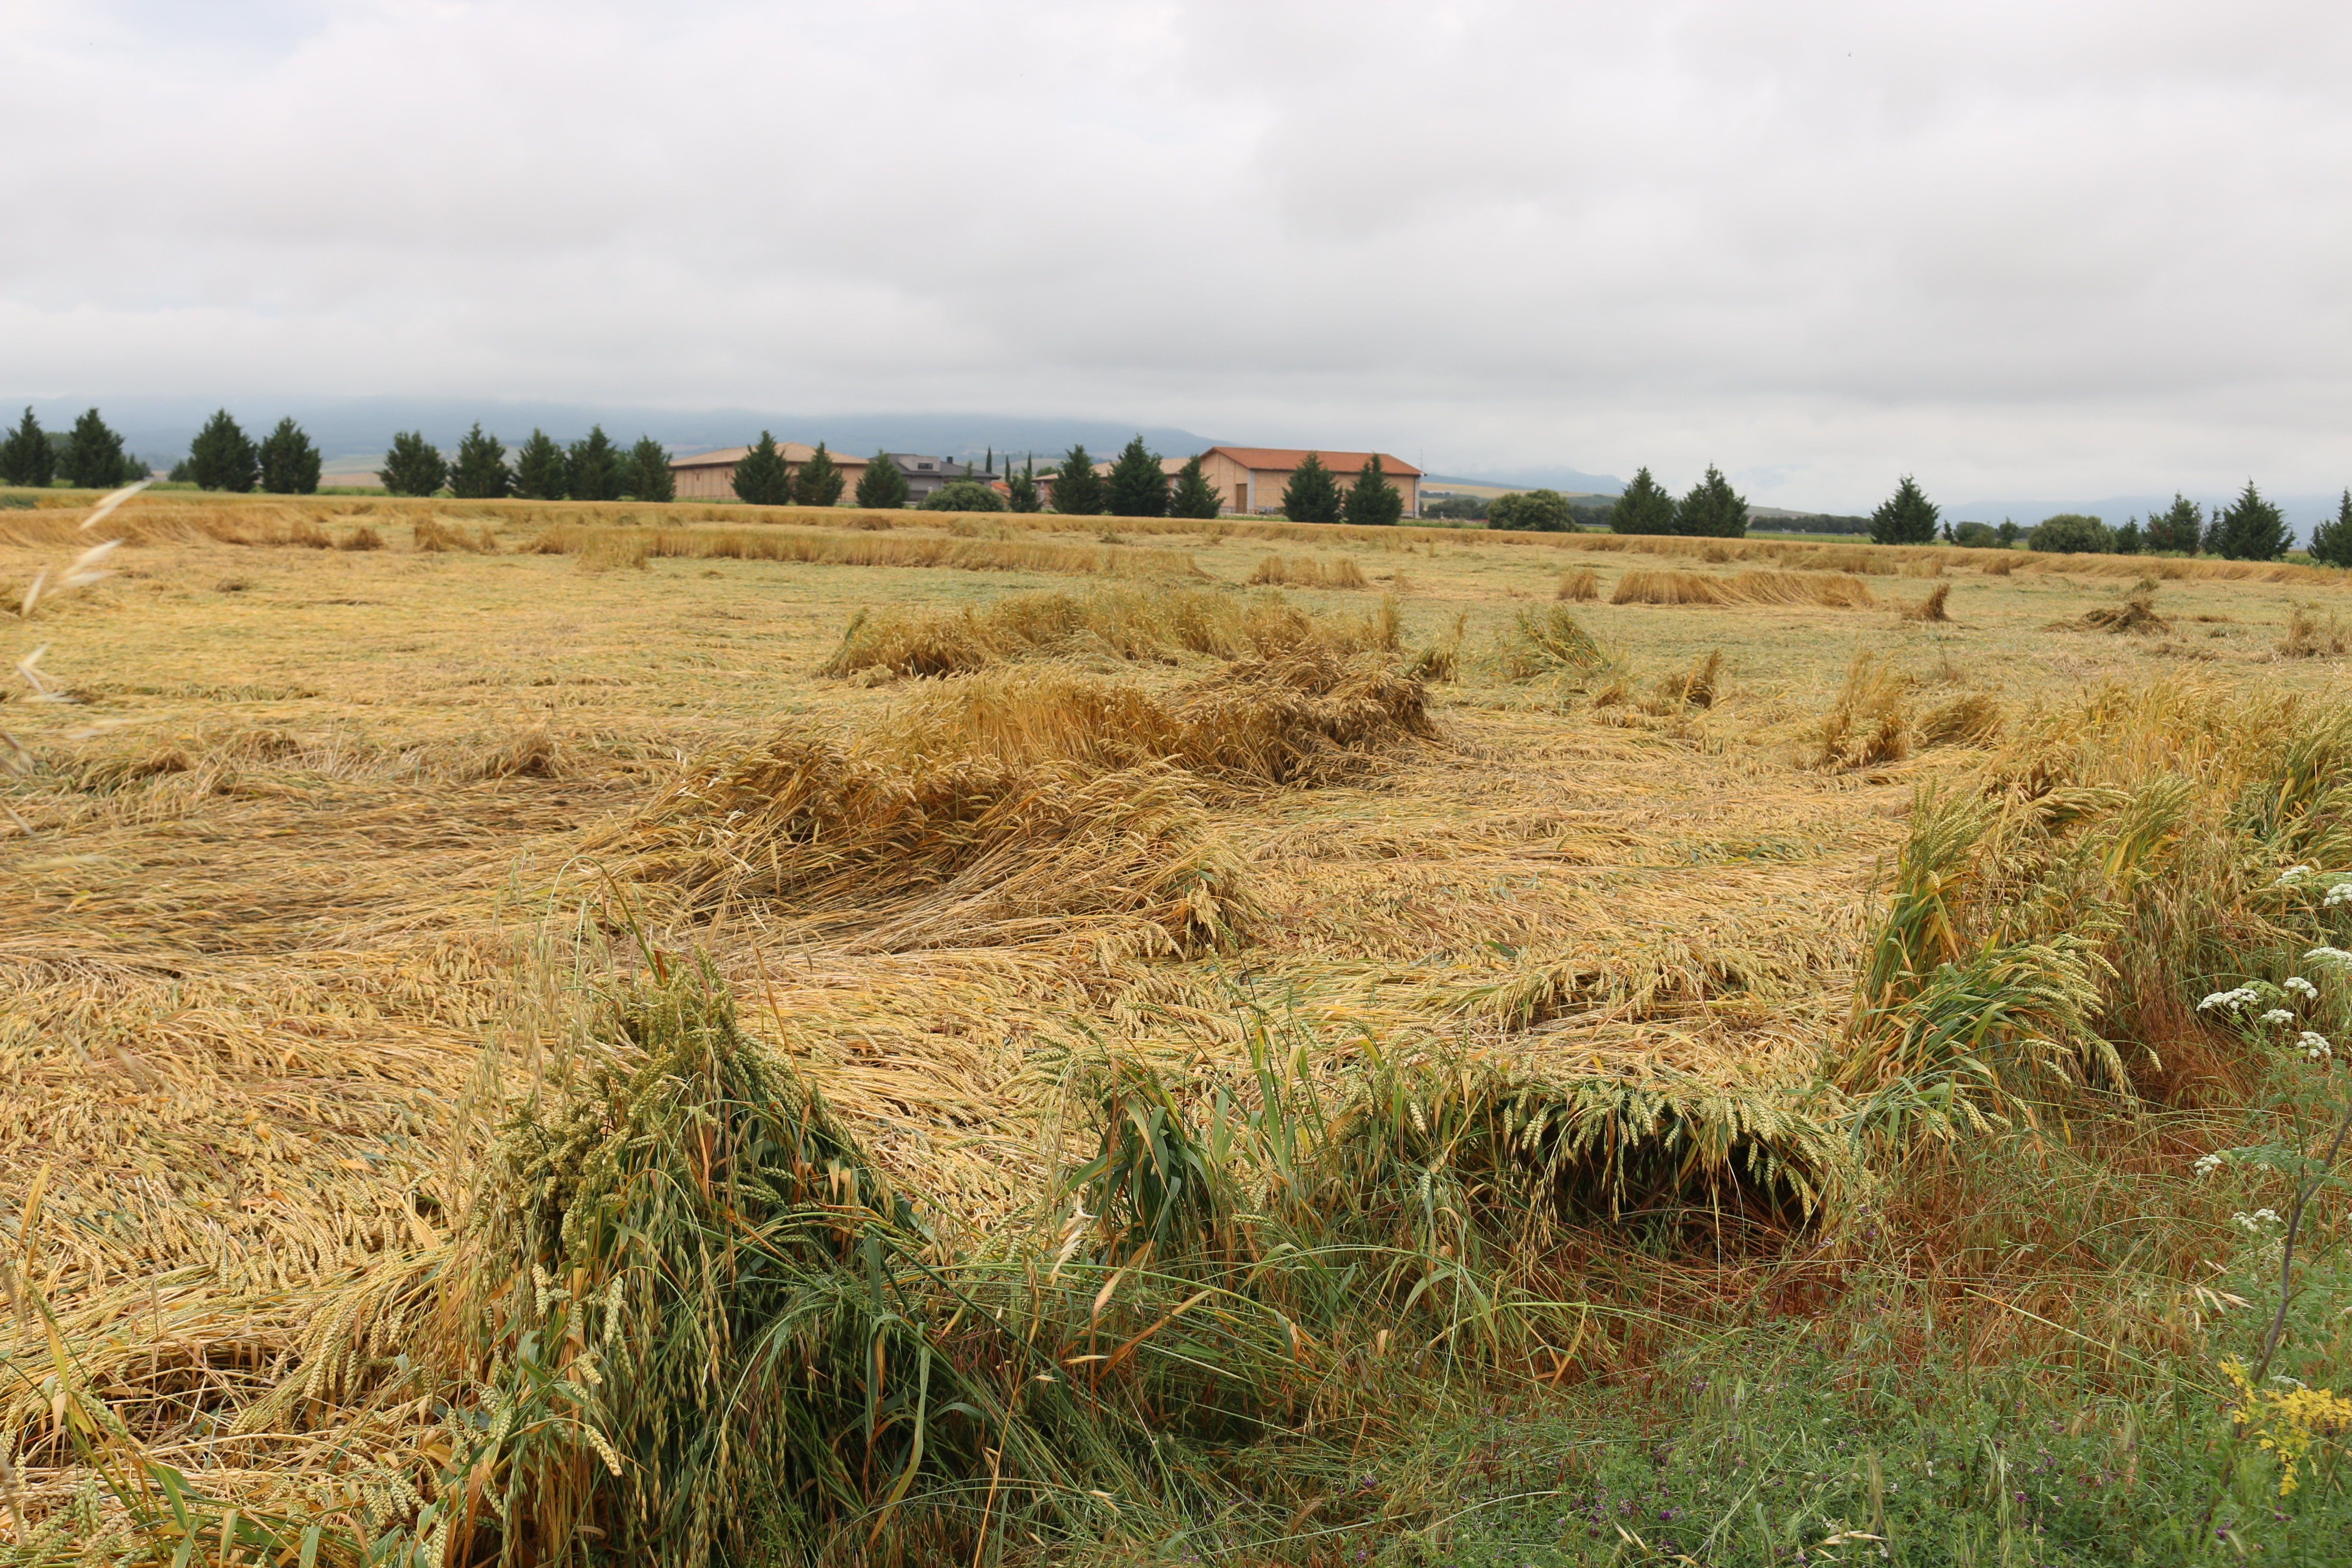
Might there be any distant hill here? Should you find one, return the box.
[1425,466,1624,496]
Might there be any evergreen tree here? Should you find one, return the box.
[628,436,675,502]
[1279,452,1342,523]
[1051,444,1106,515]
[186,409,259,492]
[1168,453,1222,520]
[732,432,792,505]
[2112,518,2144,555]
[1342,454,1405,526]
[378,431,447,496]
[792,442,843,507]
[512,429,567,499]
[853,449,910,509]
[1673,464,1749,537]
[447,423,511,499]
[63,408,136,488]
[0,408,52,488]
[1104,435,1170,518]
[1868,475,1939,545]
[565,426,624,502]
[1608,467,1676,535]
[2145,494,2204,554]
[1006,454,1041,513]
[2309,491,2352,569]
[254,417,322,494]
[2209,480,2292,561]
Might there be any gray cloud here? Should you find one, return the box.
[5,0,2351,511]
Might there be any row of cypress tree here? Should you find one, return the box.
[1606,465,1752,537]
[0,407,149,489]
[1866,476,2326,562]
[380,424,676,500]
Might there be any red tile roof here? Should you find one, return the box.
[1206,446,1422,478]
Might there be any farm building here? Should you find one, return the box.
[667,443,868,501]
[1195,447,1421,518]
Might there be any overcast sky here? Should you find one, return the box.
[6,0,2351,510]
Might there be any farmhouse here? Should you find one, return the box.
[1194,447,1422,518]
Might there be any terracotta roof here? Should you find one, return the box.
[668,443,864,469]
[1203,446,1421,478]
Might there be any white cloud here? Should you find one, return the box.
[3,0,2351,507]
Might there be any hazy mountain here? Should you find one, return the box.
[1426,466,1624,495]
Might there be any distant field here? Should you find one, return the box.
[6,493,2352,1562]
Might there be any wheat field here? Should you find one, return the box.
[5,491,2351,1562]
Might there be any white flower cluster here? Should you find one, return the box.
[2328,881,2352,908]
[2308,946,2352,970]
[2261,1008,2297,1026]
[2277,865,2317,885]
[2235,1208,2283,1234]
[2284,976,2321,999]
[2299,1032,2334,1062]
[2200,986,2261,1013]
[2195,1152,2227,1176]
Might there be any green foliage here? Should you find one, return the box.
[2028,512,2114,554]
[63,407,139,488]
[919,478,1008,512]
[790,441,842,506]
[1997,519,2023,547]
[1343,454,1406,526]
[446,423,509,499]
[1489,488,1575,532]
[1050,443,1105,515]
[255,417,321,494]
[1005,455,1041,513]
[1869,475,1939,545]
[1674,463,1749,537]
[377,430,446,497]
[1279,451,1342,523]
[2146,493,2205,554]
[511,428,566,499]
[2113,517,2144,554]
[1951,520,2002,549]
[2211,480,2295,561]
[0,407,53,488]
[565,425,625,502]
[1422,494,1488,521]
[1168,453,1222,519]
[186,409,258,492]
[1608,466,1676,535]
[626,435,674,502]
[730,431,790,506]
[2310,490,2352,569]
[1104,434,1170,518]
[854,448,910,509]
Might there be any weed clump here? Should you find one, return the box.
[2076,579,2170,634]
[1902,583,1952,622]
[2279,605,2351,657]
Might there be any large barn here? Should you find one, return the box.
[666,443,870,501]
[1194,447,1422,517]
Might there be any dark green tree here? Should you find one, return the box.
[1868,475,1939,545]
[920,479,1008,512]
[512,429,567,499]
[792,442,843,507]
[565,426,624,502]
[732,432,792,506]
[1997,520,2023,548]
[378,431,447,496]
[1608,467,1676,535]
[1674,464,1749,537]
[1049,445,1105,515]
[2309,490,2352,569]
[628,436,675,502]
[256,417,322,494]
[2144,494,2204,554]
[1104,435,1170,518]
[1951,521,2002,549]
[853,449,909,509]
[2208,480,2292,561]
[1005,455,1041,513]
[2028,514,2113,554]
[187,409,259,492]
[1279,452,1342,522]
[2112,518,2143,555]
[63,409,138,488]
[1167,453,1222,519]
[1343,455,1405,526]
[1490,488,1574,532]
[447,424,511,499]
[0,408,53,488]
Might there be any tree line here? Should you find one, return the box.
[375,424,676,500]
[0,407,150,489]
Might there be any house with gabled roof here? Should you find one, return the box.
[1194,447,1422,518]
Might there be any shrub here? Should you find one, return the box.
[1951,520,2002,549]
[920,478,1008,512]
[1490,488,1574,532]
[2030,513,2114,554]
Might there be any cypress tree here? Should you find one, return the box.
[187,409,259,492]
[565,426,624,502]
[1006,455,1041,513]
[63,409,135,489]
[732,432,792,505]
[1868,475,1939,545]
[1673,464,1749,537]
[1168,453,1222,520]
[447,424,511,499]
[628,436,675,502]
[1104,435,1169,518]
[854,450,910,509]
[2209,480,2292,561]
[2308,491,2352,569]
[1342,454,1404,526]
[1051,444,1106,516]
[1280,452,1342,523]
[0,408,53,488]
[378,431,447,496]
[1608,467,1676,534]
[256,417,322,494]
[792,442,844,507]
[2143,494,2203,554]
[512,429,567,499]
[2112,518,2144,555]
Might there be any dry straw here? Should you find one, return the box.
[1556,567,1599,601]
[1246,554,1372,590]
[527,522,1201,579]
[1612,568,1876,609]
